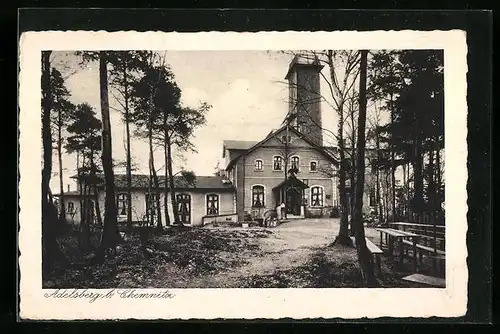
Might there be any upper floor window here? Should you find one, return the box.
[290,156,300,170]
[273,156,283,171]
[255,159,263,171]
[252,185,265,208]
[206,194,219,215]
[311,186,324,207]
[117,193,127,216]
[310,161,318,172]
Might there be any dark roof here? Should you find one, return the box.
[284,54,324,80]
[53,190,87,197]
[223,140,259,151]
[72,174,235,191]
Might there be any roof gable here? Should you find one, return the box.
[225,125,339,170]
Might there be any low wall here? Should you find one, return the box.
[201,213,238,226]
[305,206,334,218]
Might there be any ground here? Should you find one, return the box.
[44,218,425,288]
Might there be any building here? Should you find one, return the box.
[56,174,237,227]
[219,55,340,222]
[55,54,382,227]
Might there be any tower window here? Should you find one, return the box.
[281,135,292,143]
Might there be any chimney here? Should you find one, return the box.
[284,54,324,146]
[67,184,70,192]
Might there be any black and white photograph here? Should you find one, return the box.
[19,30,468,319]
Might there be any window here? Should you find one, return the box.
[206,194,219,215]
[145,193,160,214]
[311,186,324,207]
[255,159,263,171]
[310,161,317,172]
[252,185,265,208]
[291,156,300,170]
[273,156,283,171]
[67,201,74,213]
[281,135,291,143]
[117,193,127,216]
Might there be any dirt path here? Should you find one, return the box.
[186,219,340,288]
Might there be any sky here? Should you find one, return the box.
[49,51,344,192]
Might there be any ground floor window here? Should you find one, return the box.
[145,193,160,214]
[176,193,191,224]
[117,193,127,216]
[311,186,324,207]
[67,201,74,213]
[252,185,265,207]
[206,194,219,215]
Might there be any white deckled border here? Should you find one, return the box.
[19,30,468,320]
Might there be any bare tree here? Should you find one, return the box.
[351,50,378,287]
[281,50,361,245]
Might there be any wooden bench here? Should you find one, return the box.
[402,239,446,274]
[402,240,445,256]
[402,273,445,288]
[351,237,384,275]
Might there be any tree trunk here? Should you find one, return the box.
[163,123,171,227]
[93,186,103,227]
[89,150,103,227]
[390,96,396,222]
[351,50,378,287]
[123,64,133,231]
[413,122,424,223]
[349,103,356,236]
[167,136,179,225]
[402,163,407,218]
[376,134,382,223]
[328,54,351,246]
[41,51,67,273]
[57,110,66,223]
[97,52,120,258]
[152,163,162,230]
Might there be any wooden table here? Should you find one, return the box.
[375,228,420,272]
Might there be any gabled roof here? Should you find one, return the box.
[223,140,259,151]
[222,140,259,159]
[225,125,339,171]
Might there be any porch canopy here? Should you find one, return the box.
[272,175,309,205]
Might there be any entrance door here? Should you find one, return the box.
[176,193,191,224]
[286,187,302,216]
